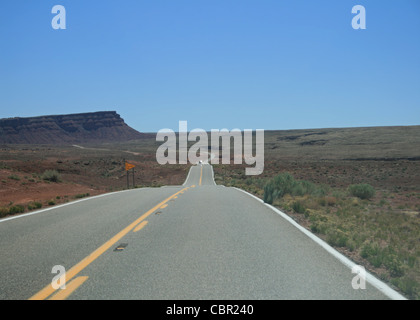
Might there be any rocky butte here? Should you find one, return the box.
[0,111,146,144]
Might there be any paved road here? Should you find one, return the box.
[0,164,404,300]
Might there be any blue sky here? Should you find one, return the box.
[0,0,419,132]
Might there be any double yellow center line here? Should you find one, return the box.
[29,186,191,300]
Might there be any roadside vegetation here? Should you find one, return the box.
[41,170,61,183]
[0,199,53,218]
[214,166,420,300]
[1,128,419,299]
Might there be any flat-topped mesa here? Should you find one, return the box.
[0,111,146,144]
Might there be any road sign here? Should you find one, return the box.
[125,162,135,171]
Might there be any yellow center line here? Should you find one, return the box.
[199,166,203,186]
[48,276,89,300]
[133,220,148,233]
[29,186,189,300]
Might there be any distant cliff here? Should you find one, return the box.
[0,111,147,144]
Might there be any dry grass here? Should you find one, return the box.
[212,125,420,300]
[1,125,419,299]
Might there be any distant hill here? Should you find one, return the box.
[0,111,147,144]
[264,125,420,161]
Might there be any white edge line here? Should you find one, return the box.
[232,187,407,300]
[183,166,193,186]
[0,188,150,224]
[5,164,195,223]
[209,164,216,186]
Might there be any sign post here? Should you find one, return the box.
[125,161,136,189]
[127,170,129,189]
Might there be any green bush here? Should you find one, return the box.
[292,201,306,214]
[263,183,275,204]
[310,221,328,235]
[391,277,419,300]
[42,170,61,183]
[383,254,405,277]
[361,243,380,259]
[263,173,325,204]
[28,202,42,210]
[348,183,375,200]
[0,207,9,218]
[360,243,405,272]
[8,205,25,215]
[326,229,348,247]
[74,193,90,199]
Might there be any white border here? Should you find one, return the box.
[210,165,216,185]
[0,188,147,224]
[232,187,407,300]
[183,166,193,186]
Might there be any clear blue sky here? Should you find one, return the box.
[0,0,419,132]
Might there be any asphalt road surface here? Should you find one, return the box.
[0,164,405,300]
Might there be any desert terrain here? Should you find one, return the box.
[0,125,419,299]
